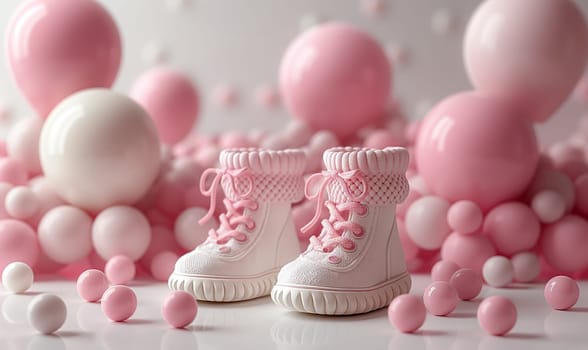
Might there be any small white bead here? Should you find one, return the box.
[2,262,34,294]
[483,256,514,288]
[27,294,67,334]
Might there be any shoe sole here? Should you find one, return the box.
[270,272,411,315]
[168,271,278,302]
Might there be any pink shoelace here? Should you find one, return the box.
[302,170,369,263]
[198,167,258,245]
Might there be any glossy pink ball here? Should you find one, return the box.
[39,89,161,213]
[441,233,496,274]
[150,251,178,282]
[423,281,458,316]
[6,0,121,117]
[544,275,579,310]
[280,22,391,139]
[131,67,199,145]
[105,255,136,285]
[464,0,588,122]
[450,268,483,300]
[431,260,460,282]
[0,220,39,271]
[101,285,137,322]
[162,291,198,328]
[388,294,426,333]
[531,190,566,224]
[91,206,152,261]
[38,205,93,264]
[447,200,483,234]
[416,91,539,211]
[477,296,517,336]
[76,269,109,302]
[483,202,541,256]
[541,215,588,273]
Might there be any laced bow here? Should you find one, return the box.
[302,170,369,255]
[198,167,258,245]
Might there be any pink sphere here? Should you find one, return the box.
[91,206,152,261]
[105,255,136,285]
[423,281,458,316]
[477,296,517,336]
[450,268,483,300]
[464,0,588,122]
[162,291,198,328]
[431,260,460,282]
[483,202,541,256]
[0,158,27,185]
[38,205,93,264]
[416,91,539,211]
[150,251,178,282]
[280,22,391,139]
[131,67,199,145]
[101,285,137,322]
[140,226,178,269]
[531,190,566,224]
[575,173,588,217]
[0,220,39,271]
[387,294,426,333]
[405,196,451,250]
[6,117,43,176]
[544,275,579,310]
[541,215,588,273]
[6,0,121,117]
[441,232,496,274]
[76,269,109,302]
[511,252,540,283]
[5,186,39,220]
[447,200,483,234]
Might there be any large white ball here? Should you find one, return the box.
[39,89,161,212]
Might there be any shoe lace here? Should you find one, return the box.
[198,167,258,245]
[302,170,369,262]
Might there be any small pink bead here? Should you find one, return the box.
[101,285,137,322]
[161,291,198,328]
[450,268,483,300]
[0,158,27,185]
[0,219,39,272]
[477,296,517,336]
[5,186,39,219]
[388,294,426,333]
[511,252,540,283]
[531,190,566,224]
[440,233,496,274]
[541,215,588,273]
[76,269,109,302]
[431,260,460,282]
[423,281,458,316]
[104,255,136,285]
[150,251,178,282]
[447,200,482,234]
[483,202,540,256]
[544,275,579,310]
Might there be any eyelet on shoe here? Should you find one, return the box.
[328,255,342,264]
[357,205,368,217]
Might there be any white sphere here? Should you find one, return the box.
[39,88,161,213]
[482,255,514,288]
[174,207,217,250]
[6,117,43,176]
[405,196,451,250]
[511,252,541,283]
[27,294,67,334]
[2,262,34,293]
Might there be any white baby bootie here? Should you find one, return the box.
[169,149,306,302]
[272,147,411,315]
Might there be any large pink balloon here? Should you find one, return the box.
[280,22,391,139]
[131,67,200,146]
[416,91,539,211]
[464,0,588,123]
[6,0,122,118]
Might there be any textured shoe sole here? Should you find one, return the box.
[168,271,278,302]
[271,272,411,315]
